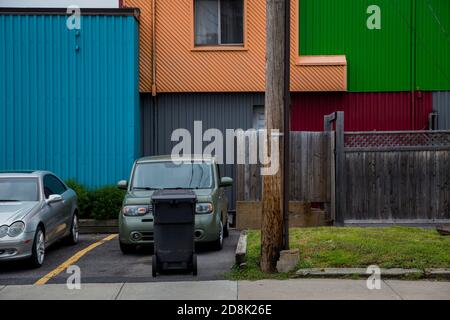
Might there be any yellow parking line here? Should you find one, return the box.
[34,234,118,285]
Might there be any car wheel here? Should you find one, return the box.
[120,241,137,254]
[30,227,45,268]
[152,255,158,277]
[192,254,198,276]
[65,214,79,245]
[212,221,224,251]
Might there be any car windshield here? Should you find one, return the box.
[132,161,214,190]
[0,178,39,202]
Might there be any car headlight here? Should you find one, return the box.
[7,222,25,238]
[196,202,214,214]
[122,205,150,217]
[0,225,8,238]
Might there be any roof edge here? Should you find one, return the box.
[0,7,140,18]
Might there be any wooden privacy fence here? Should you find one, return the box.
[238,111,450,226]
[236,131,332,204]
[236,131,333,229]
[337,130,450,225]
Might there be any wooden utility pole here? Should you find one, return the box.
[261,0,290,273]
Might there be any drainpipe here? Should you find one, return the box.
[151,0,158,155]
[411,0,416,129]
[151,0,157,96]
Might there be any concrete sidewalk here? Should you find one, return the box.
[0,279,449,300]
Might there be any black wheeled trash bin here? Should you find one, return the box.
[151,189,197,277]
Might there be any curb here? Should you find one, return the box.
[424,268,450,279]
[79,219,118,234]
[295,268,450,279]
[235,230,248,267]
[436,225,450,236]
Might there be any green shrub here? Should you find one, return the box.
[65,180,125,220]
[65,179,92,219]
[90,186,126,220]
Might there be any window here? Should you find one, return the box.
[131,162,214,190]
[43,175,67,198]
[194,0,244,46]
[0,178,39,202]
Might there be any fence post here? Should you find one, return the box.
[324,114,334,132]
[334,112,345,225]
[324,113,335,222]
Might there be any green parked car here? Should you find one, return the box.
[117,155,233,254]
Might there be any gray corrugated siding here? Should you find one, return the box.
[433,92,450,130]
[141,93,265,210]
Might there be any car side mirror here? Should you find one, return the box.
[46,194,63,204]
[117,180,128,190]
[220,177,233,188]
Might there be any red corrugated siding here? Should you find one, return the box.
[291,92,432,132]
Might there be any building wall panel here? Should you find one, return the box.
[0,1,120,8]
[300,0,450,92]
[416,0,450,91]
[141,93,265,209]
[125,0,152,92]
[142,91,435,207]
[124,0,346,93]
[291,92,432,132]
[123,0,450,93]
[433,91,450,130]
[0,12,140,188]
[299,0,412,92]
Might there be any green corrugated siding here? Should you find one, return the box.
[299,0,450,92]
[415,0,450,90]
[300,0,412,92]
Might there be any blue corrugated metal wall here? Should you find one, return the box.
[0,13,140,188]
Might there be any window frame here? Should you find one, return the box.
[295,0,347,67]
[191,0,248,51]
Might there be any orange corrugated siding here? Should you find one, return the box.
[126,0,153,92]
[124,0,346,93]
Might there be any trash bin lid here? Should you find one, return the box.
[152,189,197,203]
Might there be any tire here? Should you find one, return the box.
[120,241,137,254]
[223,217,229,238]
[152,255,157,277]
[30,227,45,268]
[65,214,79,245]
[148,244,155,255]
[192,254,198,276]
[211,221,224,251]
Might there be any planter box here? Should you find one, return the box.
[79,219,118,234]
[236,201,330,230]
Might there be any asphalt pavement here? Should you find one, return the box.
[0,230,239,285]
[1,230,449,300]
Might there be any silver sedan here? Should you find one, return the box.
[0,171,79,267]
